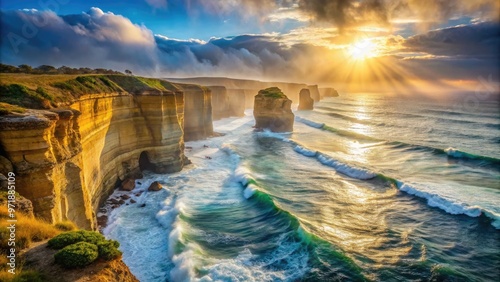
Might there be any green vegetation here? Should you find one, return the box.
[106,75,179,93]
[49,230,122,266]
[0,102,26,115]
[0,68,180,114]
[258,87,286,98]
[0,270,47,282]
[48,230,105,249]
[0,62,183,116]
[0,83,51,109]
[96,240,122,261]
[54,242,99,269]
[0,63,122,75]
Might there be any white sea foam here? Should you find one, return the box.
[243,183,258,199]
[317,154,378,180]
[444,147,467,158]
[398,181,482,217]
[396,181,500,229]
[196,238,309,282]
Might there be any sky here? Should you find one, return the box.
[1,0,499,93]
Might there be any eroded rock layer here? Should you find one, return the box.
[253,87,294,132]
[174,83,213,140]
[0,89,187,229]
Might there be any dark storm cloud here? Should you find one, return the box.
[404,22,500,58]
[296,0,499,31]
[401,22,500,80]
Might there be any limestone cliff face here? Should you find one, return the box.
[226,89,246,117]
[0,91,186,229]
[253,87,294,132]
[208,86,230,120]
[319,87,339,98]
[298,88,314,110]
[174,83,213,140]
[242,89,256,109]
[168,77,309,107]
[307,85,321,102]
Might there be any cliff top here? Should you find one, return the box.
[257,87,287,99]
[0,74,180,115]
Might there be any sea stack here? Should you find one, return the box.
[298,88,314,110]
[307,85,321,102]
[253,87,294,132]
[320,87,339,98]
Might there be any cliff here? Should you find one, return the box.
[226,89,246,117]
[253,87,294,132]
[167,77,309,106]
[173,83,213,140]
[319,87,339,98]
[208,86,231,120]
[297,88,314,110]
[0,74,191,229]
[307,85,321,102]
[208,86,246,119]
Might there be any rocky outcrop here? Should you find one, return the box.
[0,85,187,229]
[297,89,314,110]
[23,241,139,282]
[174,83,213,141]
[319,88,339,98]
[148,181,162,191]
[168,77,310,107]
[307,85,321,102]
[253,87,294,132]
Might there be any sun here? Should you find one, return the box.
[347,39,378,60]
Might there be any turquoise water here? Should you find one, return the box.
[104,94,500,281]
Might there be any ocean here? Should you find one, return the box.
[103,94,500,281]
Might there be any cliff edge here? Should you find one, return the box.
[253,87,294,132]
[0,74,193,229]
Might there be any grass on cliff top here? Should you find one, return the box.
[258,87,286,99]
[0,102,26,115]
[0,73,180,113]
[105,75,180,93]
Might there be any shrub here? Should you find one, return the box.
[47,231,81,249]
[35,87,53,101]
[54,241,98,268]
[54,221,77,231]
[78,230,106,245]
[97,240,122,260]
[47,230,105,249]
